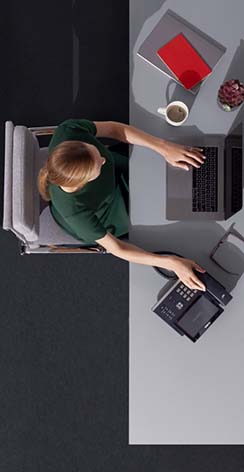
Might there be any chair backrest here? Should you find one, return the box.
[2,121,40,242]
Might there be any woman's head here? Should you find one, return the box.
[37,140,106,201]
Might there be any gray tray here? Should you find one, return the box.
[137,9,226,94]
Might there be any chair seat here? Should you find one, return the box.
[35,206,93,246]
[34,205,129,247]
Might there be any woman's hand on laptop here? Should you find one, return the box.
[108,123,205,171]
[168,256,206,291]
[159,140,206,171]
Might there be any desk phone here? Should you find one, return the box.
[151,272,232,342]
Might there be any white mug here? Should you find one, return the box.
[157,100,189,126]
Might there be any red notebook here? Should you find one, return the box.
[157,33,212,90]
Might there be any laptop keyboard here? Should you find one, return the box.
[231,147,242,213]
[192,146,218,212]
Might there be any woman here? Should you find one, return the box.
[38,118,206,290]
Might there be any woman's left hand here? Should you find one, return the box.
[159,140,206,171]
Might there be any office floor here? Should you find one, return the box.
[0,0,243,470]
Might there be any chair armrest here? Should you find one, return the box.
[47,244,107,254]
[20,242,108,255]
[28,126,58,136]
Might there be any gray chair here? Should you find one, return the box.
[2,121,127,255]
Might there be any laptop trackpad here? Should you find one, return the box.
[167,166,192,198]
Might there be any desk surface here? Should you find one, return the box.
[129,0,244,444]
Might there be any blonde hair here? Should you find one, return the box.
[37,140,95,201]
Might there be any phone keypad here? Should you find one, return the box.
[153,282,200,326]
[159,304,175,321]
[177,283,197,301]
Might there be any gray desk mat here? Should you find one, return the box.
[137,9,226,95]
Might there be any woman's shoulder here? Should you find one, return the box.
[59,118,97,136]
[48,118,97,153]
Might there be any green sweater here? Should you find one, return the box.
[48,118,129,244]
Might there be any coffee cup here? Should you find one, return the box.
[157,100,189,126]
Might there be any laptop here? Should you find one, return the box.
[166,122,243,220]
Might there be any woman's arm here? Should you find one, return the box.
[94,120,205,170]
[96,233,206,291]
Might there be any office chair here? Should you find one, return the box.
[2,121,129,255]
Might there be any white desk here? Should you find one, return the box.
[129,0,244,444]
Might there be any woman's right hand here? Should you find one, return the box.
[95,233,206,291]
[166,255,206,291]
